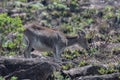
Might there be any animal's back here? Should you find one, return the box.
[24,24,67,52]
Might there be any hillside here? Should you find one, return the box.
[0,0,120,80]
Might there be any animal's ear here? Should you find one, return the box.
[78,30,86,37]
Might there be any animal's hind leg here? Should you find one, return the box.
[23,43,32,58]
[23,36,33,58]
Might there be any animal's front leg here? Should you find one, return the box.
[54,46,64,62]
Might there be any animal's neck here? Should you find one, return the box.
[66,36,78,47]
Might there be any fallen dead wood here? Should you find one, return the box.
[78,73,120,80]
[62,65,106,78]
[62,64,120,80]
[0,57,58,80]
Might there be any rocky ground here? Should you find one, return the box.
[0,0,120,80]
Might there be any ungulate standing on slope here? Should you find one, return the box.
[23,24,89,62]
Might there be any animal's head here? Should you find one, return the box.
[77,30,89,50]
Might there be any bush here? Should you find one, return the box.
[0,13,24,56]
[0,76,18,80]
